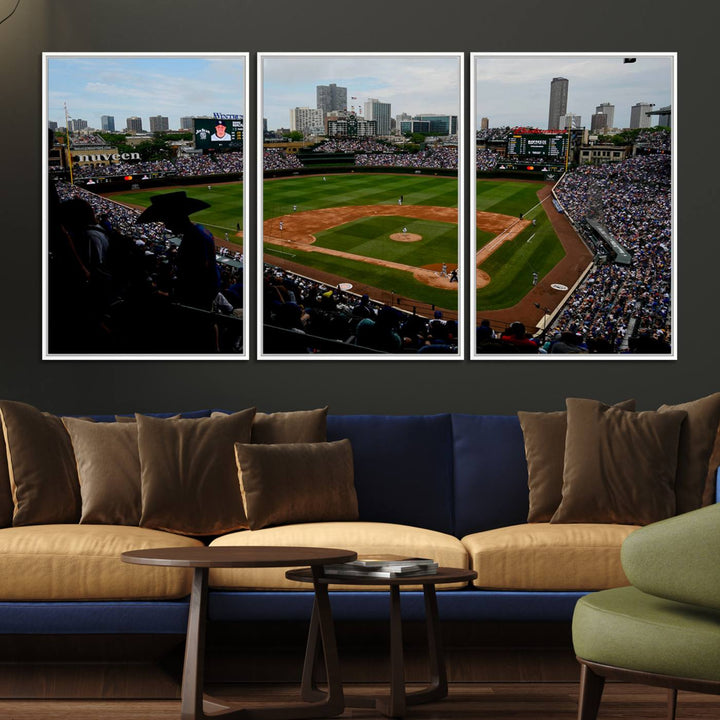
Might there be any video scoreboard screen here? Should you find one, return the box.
[507,133,567,159]
[193,117,243,150]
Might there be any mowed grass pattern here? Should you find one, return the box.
[314,216,458,265]
[264,173,457,219]
[476,180,565,311]
[108,183,244,242]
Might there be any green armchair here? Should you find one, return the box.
[572,503,720,720]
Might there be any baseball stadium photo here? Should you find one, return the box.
[260,53,463,357]
[45,54,247,358]
[473,54,674,357]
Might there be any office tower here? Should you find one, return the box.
[413,114,457,135]
[630,102,654,129]
[180,116,194,130]
[548,77,569,130]
[289,107,325,136]
[591,113,608,132]
[48,120,58,130]
[559,113,582,129]
[101,115,115,132]
[126,116,143,132]
[149,115,169,132]
[595,102,615,129]
[316,83,347,115]
[481,117,489,130]
[69,118,88,132]
[364,98,391,136]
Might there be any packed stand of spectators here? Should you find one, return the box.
[72,159,176,179]
[476,127,512,143]
[476,148,501,171]
[264,265,457,354]
[49,180,243,354]
[263,148,304,172]
[313,138,395,154]
[213,151,244,174]
[550,130,671,353]
[355,146,458,170]
[70,134,108,146]
[71,153,243,180]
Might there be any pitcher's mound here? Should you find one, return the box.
[390,232,422,243]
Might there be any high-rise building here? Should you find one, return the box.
[481,117,489,130]
[548,77,569,130]
[413,114,458,135]
[48,120,58,131]
[126,116,143,133]
[149,115,169,132]
[630,102,654,129]
[289,107,324,136]
[591,113,608,132]
[101,115,115,132]
[559,113,582,129]
[316,83,347,115]
[595,103,615,129]
[180,116,194,130]
[364,98,391,136]
[69,118,88,132]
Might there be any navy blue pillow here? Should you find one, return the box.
[327,414,454,534]
[452,414,529,537]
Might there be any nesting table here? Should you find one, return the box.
[286,566,477,718]
[122,546,356,720]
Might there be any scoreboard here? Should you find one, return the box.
[193,117,243,150]
[507,133,567,159]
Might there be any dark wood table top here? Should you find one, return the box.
[121,546,357,569]
[286,566,477,586]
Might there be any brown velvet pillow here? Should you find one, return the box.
[0,430,14,528]
[658,393,720,514]
[62,417,141,525]
[552,398,687,525]
[212,407,328,444]
[0,400,81,525]
[519,399,636,522]
[235,440,358,531]
[137,409,256,536]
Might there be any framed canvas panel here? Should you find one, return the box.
[257,52,464,360]
[471,52,676,360]
[43,52,249,360]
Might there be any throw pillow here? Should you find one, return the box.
[0,400,81,525]
[212,407,328,444]
[0,430,13,528]
[518,399,636,522]
[552,398,687,525]
[137,409,256,536]
[62,417,141,525]
[235,439,358,530]
[658,393,720,514]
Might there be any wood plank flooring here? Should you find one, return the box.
[0,683,719,719]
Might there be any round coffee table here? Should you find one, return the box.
[286,566,477,718]
[122,546,356,720]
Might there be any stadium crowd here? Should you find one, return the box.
[549,130,672,353]
[72,152,244,179]
[476,148,501,171]
[50,181,243,354]
[355,146,458,170]
[313,138,395,153]
[264,265,457,354]
[263,148,304,171]
[70,134,108,146]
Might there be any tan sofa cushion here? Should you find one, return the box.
[462,523,639,591]
[0,525,203,600]
[209,521,469,591]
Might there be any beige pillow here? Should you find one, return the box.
[138,409,256,536]
[62,417,141,525]
[212,407,328,444]
[518,399,636,522]
[552,398,686,525]
[0,400,81,525]
[658,393,720,514]
[235,440,358,531]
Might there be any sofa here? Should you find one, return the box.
[0,399,717,695]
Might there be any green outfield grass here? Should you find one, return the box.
[263,173,457,220]
[265,245,458,311]
[475,180,565,311]
[313,216,457,265]
[107,183,244,242]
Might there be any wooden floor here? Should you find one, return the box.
[1,683,719,719]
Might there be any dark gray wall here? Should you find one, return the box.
[0,0,714,415]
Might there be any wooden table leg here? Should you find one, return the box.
[181,567,209,720]
[375,585,407,718]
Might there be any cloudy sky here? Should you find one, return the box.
[262,54,461,130]
[475,54,674,130]
[46,55,245,130]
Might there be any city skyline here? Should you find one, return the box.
[262,54,461,131]
[46,55,246,131]
[475,54,674,130]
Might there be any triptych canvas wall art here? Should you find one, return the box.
[43,52,675,361]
